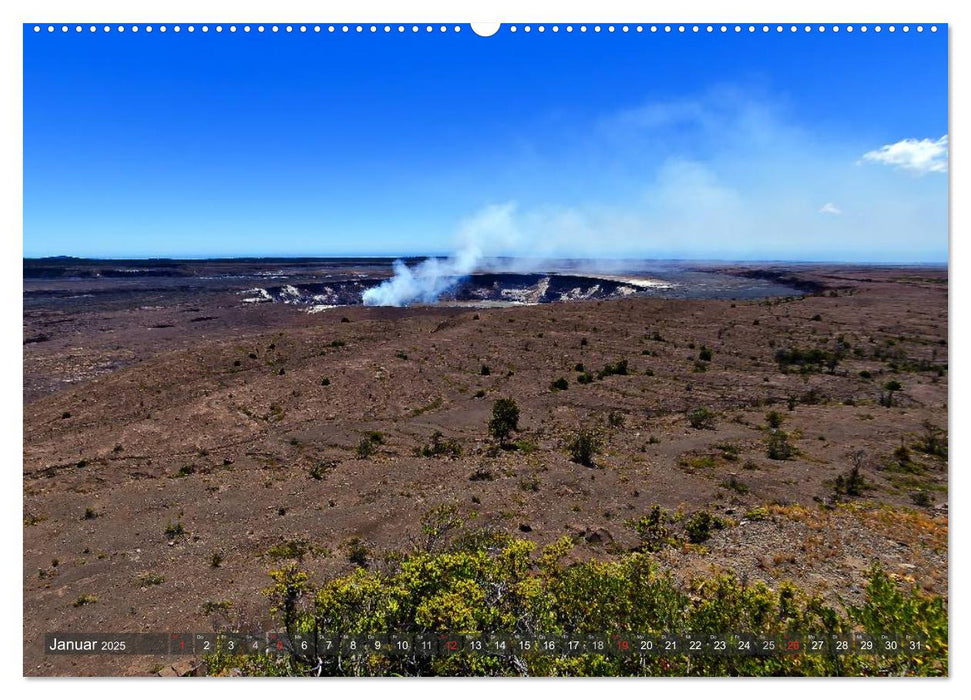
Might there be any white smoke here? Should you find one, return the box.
[361,204,517,307]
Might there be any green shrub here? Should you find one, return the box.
[684,510,725,544]
[164,519,186,539]
[346,538,370,567]
[567,427,601,467]
[910,491,933,507]
[766,431,795,460]
[309,461,334,480]
[488,398,520,445]
[550,377,569,391]
[699,346,713,362]
[687,408,716,430]
[206,536,948,677]
[722,476,750,495]
[597,359,629,379]
[774,345,843,374]
[266,539,313,562]
[914,421,947,458]
[880,380,902,407]
[834,465,867,499]
[765,411,783,429]
[137,573,165,587]
[417,431,462,459]
[626,505,674,552]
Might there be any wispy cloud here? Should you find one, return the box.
[860,136,948,174]
[437,91,946,264]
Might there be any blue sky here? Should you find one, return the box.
[24,24,948,262]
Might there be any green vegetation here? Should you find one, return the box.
[834,465,868,499]
[567,426,601,467]
[164,519,186,540]
[766,431,795,461]
[416,431,463,459]
[356,432,384,459]
[576,371,594,384]
[910,491,933,508]
[207,535,946,676]
[597,359,630,379]
[202,600,233,616]
[721,475,750,495]
[774,345,844,374]
[914,421,947,458]
[683,510,726,544]
[266,539,317,562]
[713,442,740,461]
[309,461,336,480]
[72,594,98,608]
[687,407,716,430]
[136,573,165,587]
[626,506,674,552]
[513,438,539,455]
[550,377,569,392]
[880,380,902,407]
[346,538,370,567]
[698,345,713,362]
[488,398,520,445]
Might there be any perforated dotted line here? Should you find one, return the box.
[30,24,468,34]
[504,24,937,34]
[31,24,940,35]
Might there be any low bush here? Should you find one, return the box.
[766,431,795,460]
[598,359,630,379]
[567,427,601,467]
[207,538,948,676]
[417,431,462,459]
[687,408,716,430]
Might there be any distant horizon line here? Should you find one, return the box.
[22,254,949,267]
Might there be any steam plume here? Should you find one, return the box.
[361,204,514,307]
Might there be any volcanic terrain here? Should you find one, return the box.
[23,262,948,675]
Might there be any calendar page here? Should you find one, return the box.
[21,15,948,679]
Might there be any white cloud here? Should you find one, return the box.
[860,136,948,174]
[437,92,946,264]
